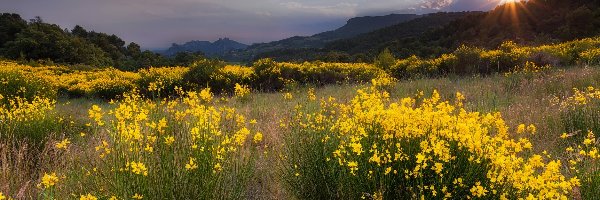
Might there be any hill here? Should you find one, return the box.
[255,12,477,62]
[257,0,600,62]
[158,38,248,57]
[227,14,420,61]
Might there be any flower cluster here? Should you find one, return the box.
[78,88,258,198]
[284,86,579,199]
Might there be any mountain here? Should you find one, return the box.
[255,12,478,62]
[257,0,600,62]
[227,14,421,61]
[160,38,248,57]
[323,11,482,58]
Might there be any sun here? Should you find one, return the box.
[499,0,517,5]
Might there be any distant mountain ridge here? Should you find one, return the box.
[227,14,421,61]
[256,0,600,62]
[159,38,247,57]
[255,12,477,62]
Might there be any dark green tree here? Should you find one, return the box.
[374,48,396,71]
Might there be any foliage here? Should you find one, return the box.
[282,86,579,199]
[374,48,396,71]
[65,89,258,199]
[182,59,226,91]
[0,61,57,103]
[0,95,58,144]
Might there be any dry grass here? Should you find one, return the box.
[2,65,600,199]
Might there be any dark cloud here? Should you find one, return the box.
[0,0,501,49]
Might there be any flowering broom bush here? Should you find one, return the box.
[282,86,579,199]
[59,88,260,199]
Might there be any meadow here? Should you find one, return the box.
[1,37,600,199]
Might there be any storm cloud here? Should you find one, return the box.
[0,0,502,49]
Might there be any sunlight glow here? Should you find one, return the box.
[499,0,517,5]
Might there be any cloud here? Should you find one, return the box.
[420,0,454,10]
[280,1,358,16]
[0,0,501,49]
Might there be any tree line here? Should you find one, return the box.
[0,13,205,71]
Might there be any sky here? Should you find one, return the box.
[0,0,502,49]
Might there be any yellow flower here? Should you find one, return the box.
[516,124,526,134]
[55,138,71,150]
[0,192,6,200]
[41,172,59,188]
[527,124,536,134]
[234,83,251,99]
[164,136,175,145]
[213,163,222,173]
[283,92,293,100]
[433,162,444,174]
[470,182,488,197]
[307,88,316,101]
[347,161,359,175]
[79,194,98,200]
[253,132,263,143]
[199,88,213,102]
[185,157,198,171]
[128,161,148,176]
[132,193,143,199]
[584,138,593,146]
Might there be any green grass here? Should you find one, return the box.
[4,65,600,199]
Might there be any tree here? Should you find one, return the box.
[374,48,396,71]
[0,13,27,48]
[3,18,111,66]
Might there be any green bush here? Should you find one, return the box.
[182,59,226,91]
[0,67,56,104]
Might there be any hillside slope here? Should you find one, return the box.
[228,14,420,61]
[160,38,248,57]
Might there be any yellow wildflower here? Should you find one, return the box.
[128,161,148,176]
[41,172,59,188]
[164,136,175,145]
[253,132,263,143]
[55,138,71,150]
[79,194,98,200]
[470,182,488,197]
[132,193,143,199]
[185,157,198,171]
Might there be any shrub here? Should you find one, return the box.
[252,58,285,91]
[211,65,255,93]
[0,61,57,103]
[560,130,600,199]
[554,87,600,140]
[282,87,578,199]
[66,90,259,199]
[137,67,189,98]
[579,48,600,66]
[182,59,225,91]
[0,95,58,145]
[374,48,396,72]
[69,68,140,99]
[234,83,251,101]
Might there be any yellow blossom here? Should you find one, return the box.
[41,172,59,188]
[185,157,198,171]
[79,194,97,200]
[253,132,263,143]
[55,138,71,150]
[132,193,143,199]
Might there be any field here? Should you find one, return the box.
[2,37,600,200]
